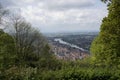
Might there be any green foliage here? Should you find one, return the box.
[91,0,120,67]
[0,67,38,80]
[0,30,16,69]
[38,67,120,80]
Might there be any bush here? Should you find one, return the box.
[38,67,120,80]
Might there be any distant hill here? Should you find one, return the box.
[43,32,99,37]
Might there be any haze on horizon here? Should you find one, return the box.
[0,0,108,33]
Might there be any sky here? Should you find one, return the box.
[0,0,108,33]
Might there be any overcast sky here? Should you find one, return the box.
[0,0,108,33]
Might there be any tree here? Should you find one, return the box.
[91,0,120,67]
[0,4,8,27]
[7,15,50,67]
[0,4,15,69]
[0,30,15,69]
[101,0,111,3]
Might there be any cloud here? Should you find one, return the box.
[0,0,108,33]
[1,0,95,9]
[39,0,95,10]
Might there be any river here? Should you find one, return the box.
[54,38,85,51]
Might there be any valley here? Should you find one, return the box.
[45,32,98,60]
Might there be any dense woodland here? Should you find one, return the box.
[0,0,120,80]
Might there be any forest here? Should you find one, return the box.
[0,0,120,80]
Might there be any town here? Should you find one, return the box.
[46,33,97,60]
